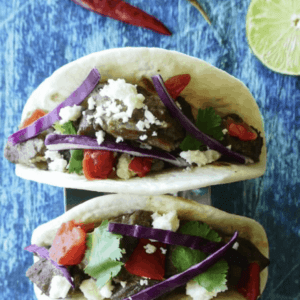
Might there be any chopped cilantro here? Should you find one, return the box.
[84,220,123,289]
[172,221,228,292]
[68,150,83,174]
[53,121,83,174]
[180,107,224,151]
[53,121,77,135]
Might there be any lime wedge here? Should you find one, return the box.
[246,0,300,75]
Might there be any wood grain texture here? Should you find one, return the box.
[0,0,299,299]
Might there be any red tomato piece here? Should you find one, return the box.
[164,74,191,100]
[49,220,87,266]
[76,222,95,233]
[20,109,46,129]
[125,238,166,280]
[129,157,153,177]
[228,123,257,141]
[237,262,260,300]
[82,150,116,180]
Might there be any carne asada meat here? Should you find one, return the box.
[221,114,263,162]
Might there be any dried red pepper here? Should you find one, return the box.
[129,156,153,177]
[71,0,171,35]
[237,262,261,300]
[125,238,166,280]
[164,74,191,100]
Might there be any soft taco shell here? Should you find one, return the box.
[16,47,266,194]
[31,194,269,300]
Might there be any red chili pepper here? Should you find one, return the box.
[125,238,166,280]
[82,149,116,180]
[129,156,153,177]
[49,220,87,266]
[228,123,257,141]
[72,0,171,35]
[20,109,47,129]
[237,262,261,300]
[164,74,191,100]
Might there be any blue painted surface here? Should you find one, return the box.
[0,0,299,299]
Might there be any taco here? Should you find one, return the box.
[25,194,269,300]
[4,48,266,194]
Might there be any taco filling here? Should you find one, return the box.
[25,210,269,300]
[5,68,263,180]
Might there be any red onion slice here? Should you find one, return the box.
[151,75,246,164]
[24,244,75,288]
[8,68,100,146]
[45,134,188,167]
[108,223,247,268]
[123,231,238,300]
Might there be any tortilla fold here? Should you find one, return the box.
[31,194,269,300]
[15,47,266,194]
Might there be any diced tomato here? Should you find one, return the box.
[82,150,116,180]
[125,238,166,280]
[76,222,95,233]
[164,74,191,100]
[237,262,260,300]
[49,220,87,266]
[228,123,257,141]
[129,157,153,177]
[20,109,47,129]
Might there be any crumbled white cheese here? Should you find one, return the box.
[49,275,72,299]
[79,279,104,300]
[152,210,180,232]
[140,134,148,141]
[160,247,167,255]
[232,242,239,250]
[152,131,157,136]
[116,153,135,180]
[144,243,157,254]
[99,280,114,298]
[86,114,94,124]
[136,120,147,131]
[59,105,82,124]
[116,136,124,143]
[180,150,221,167]
[120,281,127,288]
[140,279,149,286]
[144,110,156,123]
[186,280,228,300]
[45,150,67,172]
[99,79,145,121]
[96,130,106,145]
[227,145,232,150]
[175,101,182,110]
[88,97,96,110]
[139,144,152,150]
[222,128,228,135]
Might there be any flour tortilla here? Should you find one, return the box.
[31,194,269,300]
[16,47,266,194]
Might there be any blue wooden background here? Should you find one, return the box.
[1,0,300,299]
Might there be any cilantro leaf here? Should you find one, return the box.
[53,121,83,174]
[68,150,83,174]
[53,121,77,135]
[172,221,228,292]
[84,220,123,289]
[180,107,224,151]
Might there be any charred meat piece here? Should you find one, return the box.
[221,114,263,162]
[26,258,63,296]
[81,84,186,152]
[4,135,48,170]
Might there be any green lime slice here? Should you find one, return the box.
[246,0,300,75]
